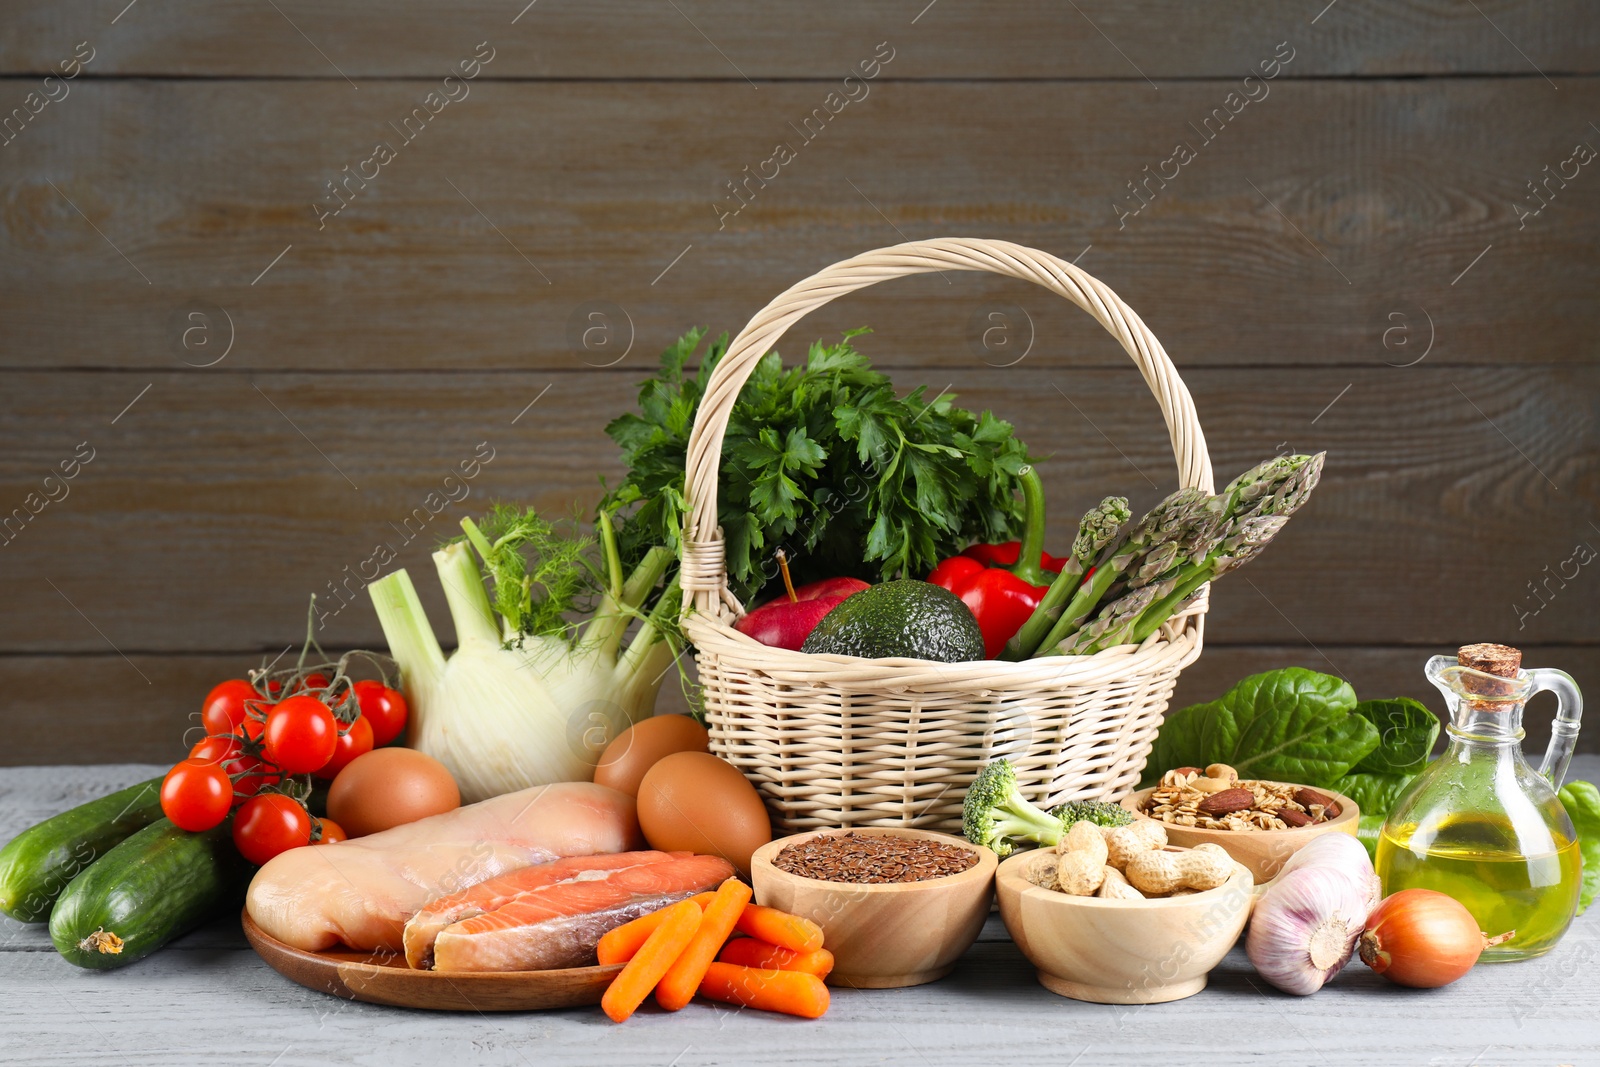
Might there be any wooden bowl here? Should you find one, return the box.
[1118,786,1360,883]
[749,827,997,988]
[995,848,1252,1004]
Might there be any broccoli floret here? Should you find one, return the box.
[1048,799,1134,829]
[961,759,1064,857]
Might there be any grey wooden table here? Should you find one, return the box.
[3,761,1596,1067]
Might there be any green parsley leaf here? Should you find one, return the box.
[603,328,1034,601]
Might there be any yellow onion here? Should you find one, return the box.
[1358,888,1508,989]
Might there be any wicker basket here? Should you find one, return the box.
[679,238,1214,833]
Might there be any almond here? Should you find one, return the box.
[1196,788,1255,817]
[1293,787,1334,810]
[1277,808,1313,827]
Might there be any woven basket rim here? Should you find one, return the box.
[686,608,1204,688]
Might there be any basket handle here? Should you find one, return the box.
[679,237,1213,618]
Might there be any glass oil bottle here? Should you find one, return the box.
[1376,643,1583,961]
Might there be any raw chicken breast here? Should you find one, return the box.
[246,782,642,952]
[424,852,733,972]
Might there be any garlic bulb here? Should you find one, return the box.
[1247,866,1372,995]
[1274,832,1381,909]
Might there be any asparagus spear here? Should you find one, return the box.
[1061,514,1290,655]
[1056,584,1162,656]
[1114,456,1323,646]
[1219,453,1321,517]
[1143,514,1290,631]
[1002,495,1131,660]
[1040,452,1326,657]
[1029,487,1216,655]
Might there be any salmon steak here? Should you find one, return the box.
[246,782,643,953]
[402,850,681,968]
[408,851,733,972]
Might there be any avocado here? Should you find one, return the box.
[800,580,985,662]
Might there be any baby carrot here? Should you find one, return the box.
[600,899,702,1023]
[697,962,830,1019]
[717,937,834,979]
[655,877,753,1012]
[597,892,715,965]
[734,903,824,954]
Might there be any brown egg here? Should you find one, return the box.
[637,752,771,876]
[327,747,460,837]
[594,714,711,797]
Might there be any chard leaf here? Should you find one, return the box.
[1558,780,1600,915]
[1333,771,1415,819]
[1351,698,1440,775]
[1356,814,1385,861]
[1143,668,1377,788]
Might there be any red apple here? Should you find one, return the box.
[792,576,873,602]
[734,576,871,651]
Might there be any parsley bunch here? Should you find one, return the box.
[603,327,1034,603]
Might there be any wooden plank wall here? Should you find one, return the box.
[0,2,1596,763]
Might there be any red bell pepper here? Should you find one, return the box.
[958,541,1069,573]
[927,466,1060,659]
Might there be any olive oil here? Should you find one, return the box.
[1378,645,1584,963]
[1377,816,1582,962]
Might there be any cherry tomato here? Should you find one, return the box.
[200,679,259,737]
[315,818,348,844]
[315,714,373,779]
[237,714,267,745]
[189,734,242,765]
[292,672,331,694]
[263,696,338,774]
[235,759,282,801]
[352,681,409,747]
[190,733,278,802]
[234,763,280,802]
[232,794,312,865]
[221,715,279,797]
[161,757,233,832]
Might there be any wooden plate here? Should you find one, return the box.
[241,909,622,1011]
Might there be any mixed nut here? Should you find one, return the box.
[1140,764,1343,831]
[1023,817,1241,899]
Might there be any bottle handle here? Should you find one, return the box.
[1526,668,1583,788]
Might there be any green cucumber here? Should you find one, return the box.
[0,776,166,923]
[49,817,246,969]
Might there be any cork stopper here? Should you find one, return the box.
[1458,643,1521,677]
[1457,643,1522,702]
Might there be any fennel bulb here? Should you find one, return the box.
[368,509,679,803]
